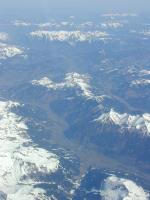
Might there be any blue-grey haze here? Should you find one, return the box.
[0,0,149,16]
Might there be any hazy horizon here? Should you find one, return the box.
[0,0,150,17]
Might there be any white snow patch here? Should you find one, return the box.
[139,70,150,76]
[30,30,109,42]
[13,20,31,27]
[38,22,61,29]
[95,109,150,135]
[101,22,123,29]
[32,72,93,99]
[0,101,59,199]
[32,77,66,90]
[65,72,93,98]
[101,175,149,200]
[142,30,150,37]
[132,79,150,85]
[0,43,23,59]
[32,73,150,136]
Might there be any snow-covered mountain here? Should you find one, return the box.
[95,109,150,136]
[101,21,124,29]
[73,169,149,200]
[101,175,149,200]
[132,79,150,85]
[0,43,23,59]
[0,13,150,199]
[0,31,23,60]
[32,72,93,99]
[30,31,109,42]
[0,101,59,199]
[32,73,150,137]
[13,20,31,27]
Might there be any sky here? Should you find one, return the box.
[0,0,149,17]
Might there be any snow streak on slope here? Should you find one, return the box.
[30,31,109,42]
[0,101,59,199]
[95,109,150,136]
[101,175,149,200]
[32,72,93,99]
